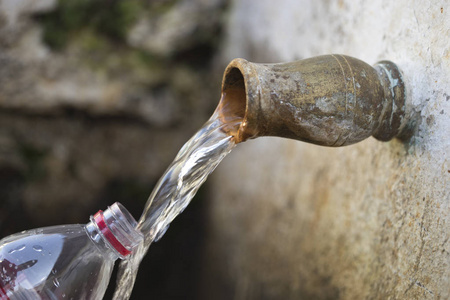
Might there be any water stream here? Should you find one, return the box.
[113,95,242,299]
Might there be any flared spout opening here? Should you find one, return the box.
[217,59,259,143]
[217,68,247,142]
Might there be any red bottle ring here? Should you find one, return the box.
[94,211,131,257]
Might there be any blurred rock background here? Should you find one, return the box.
[0,0,228,298]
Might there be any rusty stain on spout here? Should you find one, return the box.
[217,54,407,146]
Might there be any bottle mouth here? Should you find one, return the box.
[93,202,143,258]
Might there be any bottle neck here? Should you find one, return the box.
[85,202,143,260]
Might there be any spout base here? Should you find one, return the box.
[372,61,406,141]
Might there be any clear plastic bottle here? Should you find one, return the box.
[0,202,143,300]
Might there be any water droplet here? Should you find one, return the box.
[8,244,26,254]
[51,269,57,275]
[53,278,60,288]
[33,245,43,252]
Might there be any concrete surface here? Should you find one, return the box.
[203,0,450,299]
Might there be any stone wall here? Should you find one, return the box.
[203,0,450,299]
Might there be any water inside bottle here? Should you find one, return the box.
[113,93,244,299]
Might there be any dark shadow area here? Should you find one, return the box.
[0,166,30,236]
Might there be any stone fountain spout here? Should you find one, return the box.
[217,54,408,146]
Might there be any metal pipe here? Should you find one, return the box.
[217,54,407,146]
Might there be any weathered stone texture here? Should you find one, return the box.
[203,0,450,299]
